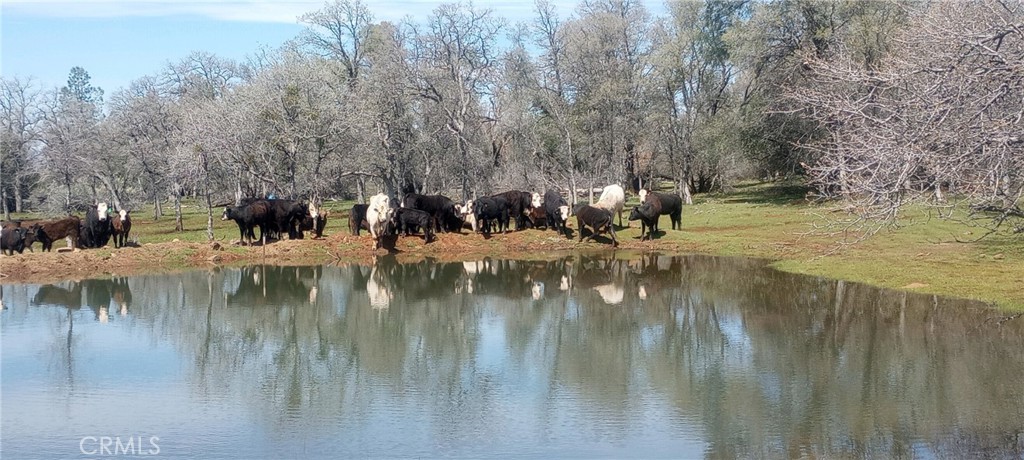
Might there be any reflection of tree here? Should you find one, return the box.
[17,255,1023,457]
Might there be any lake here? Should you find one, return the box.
[2,253,1023,459]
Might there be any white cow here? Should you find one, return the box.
[594,184,625,227]
[366,193,394,250]
[593,283,624,305]
[366,266,393,309]
[459,200,478,232]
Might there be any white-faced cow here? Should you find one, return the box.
[111,209,132,248]
[543,189,571,238]
[82,203,112,248]
[635,189,683,237]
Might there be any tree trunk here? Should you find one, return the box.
[235,176,243,206]
[14,175,23,213]
[97,175,123,211]
[173,182,184,232]
[569,174,578,207]
[205,188,214,242]
[65,180,73,214]
[356,176,366,204]
[154,197,162,220]
[1,186,9,221]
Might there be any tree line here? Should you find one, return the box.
[2,0,1021,237]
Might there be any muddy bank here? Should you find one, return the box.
[0,230,677,285]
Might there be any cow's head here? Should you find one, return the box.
[638,189,648,203]
[558,205,570,221]
[118,209,129,222]
[531,192,542,209]
[308,202,320,220]
[97,203,109,221]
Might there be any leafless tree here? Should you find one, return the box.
[299,0,373,87]
[0,77,44,218]
[791,0,1024,236]
[410,2,503,201]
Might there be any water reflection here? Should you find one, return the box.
[3,254,1024,459]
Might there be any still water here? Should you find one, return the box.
[2,253,1023,459]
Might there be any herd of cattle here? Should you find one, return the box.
[347,184,683,250]
[0,184,684,256]
[1,202,133,255]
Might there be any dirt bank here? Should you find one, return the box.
[0,229,675,285]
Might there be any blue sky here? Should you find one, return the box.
[2,1,665,97]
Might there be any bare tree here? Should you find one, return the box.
[791,0,1024,235]
[167,53,241,237]
[356,21,420,199]
[411,2,503,200]
[0,76,44,218]
[107,76,185,219]
[299,0,373,87]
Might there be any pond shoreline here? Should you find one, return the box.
[0,225,1019,310]
[2,181,1021,309]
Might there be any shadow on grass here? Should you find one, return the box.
[717,181,813,206]
[636,229,667,241]
[576,229,619,246]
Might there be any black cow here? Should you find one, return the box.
[81,203,112,249]
[264,199,308,239]
[473,196,510,236]
[349,204,369,235]
[574,204,618,246]
[0,219,37,251]
[223,200,272,245]
[491,190,535,231]
[641,191,683,232]
[543,189,571,238]
[1,226,27,255]
[393,207,436,243]
[402,193,460,233]
[628,203,660,241]
[237,198,308,240]
[20,223,46,252]
[297,210,328,239]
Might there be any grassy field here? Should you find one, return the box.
[5,182,1022,309]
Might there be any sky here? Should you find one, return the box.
[1,0,666,98]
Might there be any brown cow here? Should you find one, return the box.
[111,209,132,248]
[38,216,82,251]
